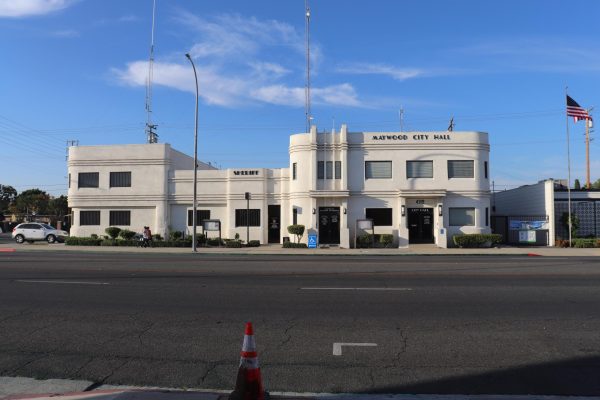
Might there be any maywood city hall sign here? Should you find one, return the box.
[371,133,452,141]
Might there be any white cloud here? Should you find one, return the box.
[0,0,76,18]
[112,11,361,109]
[337,63,425,81]
[51,29,78,38]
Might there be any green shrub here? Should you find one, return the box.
[206,237,223,246]
[65,237,102,246]
[247,240,260,247]
[453,234,502,248]
[283,242,308,248]
[380,234,394,248]
[572,238,598,248]
[225,240,243,248]
[119,229,136,240]
[105,227,121,239]
[90,234,98,239]
[287,225,305,243]
[100,239,116,246]
[169,231,183,241]
[357,233,374,248]
[153,233,163,241]
[235,233,240,240]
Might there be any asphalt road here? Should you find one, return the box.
[0,251,599,395]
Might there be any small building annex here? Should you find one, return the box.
[67,125,492,248]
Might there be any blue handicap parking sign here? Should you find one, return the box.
[307,234,318,248]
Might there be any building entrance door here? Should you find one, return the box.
[408,208,434,244]
[318,207,340,245]
[268,205,281,243]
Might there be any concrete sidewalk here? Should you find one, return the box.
[0,240,598,257]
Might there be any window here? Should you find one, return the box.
[365,161,392,179]
[485,207,489,226]
[68,173,71,188]
[335,161,341,179]
[110,172,131,187]
[317,161,324,179]
[365,208,393,226]
[292,163,297,180]
[484,161,488,179]
[109,211,130,226]
[326,161,333,179]
[187,210,211,226]
[78,172,99,188]
[235,209,261,227]
[80,211,100,225]
[449,208,475,226]
[407,161,433,178]
[448,160,474,178]
[293,208,298,225]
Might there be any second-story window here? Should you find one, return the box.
[484,161,488,179]
[335,161,341,179]
[317,161,325,179]
[407,161,433,178]
[448,160,474,178]
[78,172,99,188]
[365,161,392,179]
[110,172,131,187]
[292,163,297,180]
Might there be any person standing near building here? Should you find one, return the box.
[142,226,152,248]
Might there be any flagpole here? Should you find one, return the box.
[565,87,573,247]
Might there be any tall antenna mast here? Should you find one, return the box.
[305,0,311,133]
[145,0,158,144]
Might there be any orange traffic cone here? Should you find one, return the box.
[229,322,268,400]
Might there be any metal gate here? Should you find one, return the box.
[492,215,549,246]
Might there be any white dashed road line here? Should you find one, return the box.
[333,342,378,356]
[300,287,412,291]
[15,280,110,285]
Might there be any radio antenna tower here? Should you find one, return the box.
[145,0,158,144]
[304,0,311,133]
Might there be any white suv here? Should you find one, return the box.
[12,223,69,244]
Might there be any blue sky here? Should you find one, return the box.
[1,0,599,196]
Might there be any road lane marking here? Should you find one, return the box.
[333,342,377,356]
[300,287,412,291]
[15,280,110,285]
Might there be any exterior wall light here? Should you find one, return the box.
[438,204,443,216]
[343,208,347,214]
[312,208,316,214]
[401,205,406,216]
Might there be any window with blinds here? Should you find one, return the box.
[80,211,100,225]
[187,210,211,226]
[365,208,393,226]
[407,161,433,178]
[109,211,130,226]
[110,172,131,187]
[449,208,475,226]
[335,161,341,179]
[235,209,261,227]
[78,172,99,188]
[365,161,392,179]
[317,161,324,179]
[448,160,474,178]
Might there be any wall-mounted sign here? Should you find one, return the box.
[519,230,536,243]
[510,220,548,230]
[416,199,425,204]
[203,220,221,231]
[233,170,259,176]
[371,133,451,141]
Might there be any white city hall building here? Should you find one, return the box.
[68,125,491,248]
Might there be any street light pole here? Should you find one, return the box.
[185,53,199,253]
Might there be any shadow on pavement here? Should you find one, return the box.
[361,355,600,396]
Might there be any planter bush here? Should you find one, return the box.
[572,238,599,248]
[283,242,308,248]
[169,231,183,241]
[453,234,503,248]
[206,237,222,246]
[287,225,305,243]
[380,234,394,248]
[65,237,102,246]
[153,233,163,241]
[119,229,136,240]
[105,227,121,239]
[225,240,243,248]
[246,240,261,247]
[356,233,374,248]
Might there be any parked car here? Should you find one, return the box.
[12,223,69,244]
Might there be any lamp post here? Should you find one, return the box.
[185,53,199,253]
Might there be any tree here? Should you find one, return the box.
[592,178,600,189]
[574,179,581,189]
[48,195,69,218]
[561,212,580,238]
[287,224,305,243]
[11,189,50,215]
[0,184,17,212]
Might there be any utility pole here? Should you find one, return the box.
[585,107,594,189]
[399,107,404,132]
[304,0,311,133]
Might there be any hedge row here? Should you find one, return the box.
[283,242,308,248]
[557,239,600,248]
[453,234,503,248]
[66,236,193,247]
[356,233,395,248]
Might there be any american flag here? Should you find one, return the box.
[566,95,592,122]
